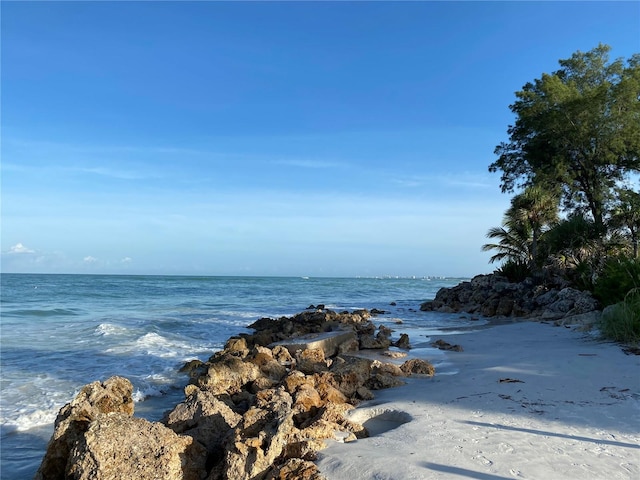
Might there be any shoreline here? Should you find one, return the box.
[31,293,639,479]
[315,319,640,479]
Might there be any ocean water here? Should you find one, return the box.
[0,273,474,479]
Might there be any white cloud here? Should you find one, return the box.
[121,257,132,263]
[83,255,98,263]
[8,243,35,254]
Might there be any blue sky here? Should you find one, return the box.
[2,1,639,277]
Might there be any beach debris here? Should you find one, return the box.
[499,378,524,383]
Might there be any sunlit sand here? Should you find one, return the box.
[317,321,640,479]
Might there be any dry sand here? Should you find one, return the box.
[316,321,640,479]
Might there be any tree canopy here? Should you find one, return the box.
[490,44,640,230]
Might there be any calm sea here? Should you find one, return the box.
[0,273,474,479]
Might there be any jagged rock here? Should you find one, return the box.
[37,308,441,480]
[366,373,406,390]
[225,337,250,357]
[248,347,289,381]
[394,333,411,349]
[67,413,207,480]
[400,359,435,376]
[496,297,514,316]
[432,339,463,352]
[298,402,366,440]
[283,370,314,394]
[359,332,392,349]
[196,354,262,395]
[292,383,324,413]
[420,273,600,322]
[314,375,349,404]
[371,360,404,377]
[296,348,329,375]
[271,345,295,367]
[35,376,135,480]
[162,388,241,467]
[223,387,297,480]
[180,359,206,375]
[325,356,373,398]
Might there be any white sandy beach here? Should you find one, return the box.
[316,321,640,480]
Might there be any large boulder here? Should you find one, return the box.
[66,414,207,480]
[196,353,262,395]
[35,376,135,480]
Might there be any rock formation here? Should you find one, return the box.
[35,309,434,480]
[420,273,600,328]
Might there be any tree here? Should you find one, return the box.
[610,187,640,258]
[508,185,559,269]
[482,186,558,270]
[490,45,640,231]
[482,222,531,266]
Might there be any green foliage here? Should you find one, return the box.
[541,214,603,267]
[482,186,559,269]
[495,259,530,283]
[490,44,640,229]
[594,256,640,305]
[484,46,640,292]
[609,187,640,258]
[599,288,640,344]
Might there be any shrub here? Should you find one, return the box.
[495,259,530,283]
[599,288,640,344]
[593,256,640,306]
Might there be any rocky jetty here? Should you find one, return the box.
[36,308,434,480]
[420,274,601,328]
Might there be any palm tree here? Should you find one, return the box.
[482,186,559,271]
[508,185,559,269]
[482,221,532,266]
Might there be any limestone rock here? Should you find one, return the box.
[359,333,392,349]
[400,359,435,376]
[432,339,463,352]
[67,413,207,480]
[394,333,411,349]
[196,354,262,395]
[35,376,134,480]
[223,387,297,480]
[264,458,327,480]
[162,388,241,465]
[420,273,600,321]
[296,348,329,375]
